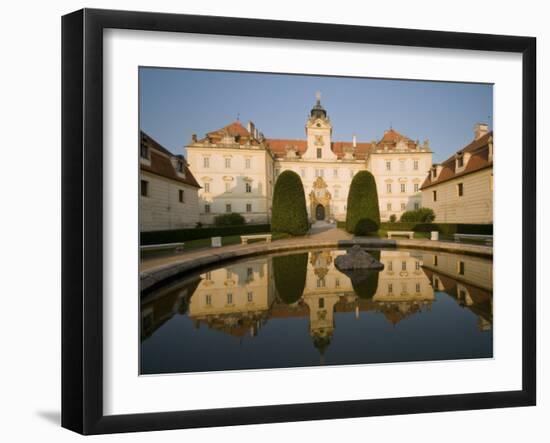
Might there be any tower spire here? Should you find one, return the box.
[315,90,321,104]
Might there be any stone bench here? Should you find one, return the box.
[241,234,272,245]
[387,231,414,239]
[140,242,185,253]
[454,233,493,245]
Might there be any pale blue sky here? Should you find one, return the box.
[139,68,492,163]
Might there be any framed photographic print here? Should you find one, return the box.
[62,8,536,435]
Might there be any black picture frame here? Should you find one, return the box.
[62,8,536,435]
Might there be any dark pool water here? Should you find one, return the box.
[140,248,493,374]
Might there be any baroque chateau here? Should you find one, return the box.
[140,93,493,231]
[185,93,432,227]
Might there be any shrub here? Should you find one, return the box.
[400,207,435,223]
[214,212,246,226]
[389,214,397,223]
[140,224,270,245]
[273,252,308,304]
[271,170,309,236]
[345,171,380,235]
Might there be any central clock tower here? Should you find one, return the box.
[303,92,337,161]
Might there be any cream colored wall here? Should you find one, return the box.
[139,171,199,232]
[368,151,433,221]
[187,146,274,224]
[421,167,493,223]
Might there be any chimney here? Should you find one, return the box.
[352,134,357,148]
[247,121,255,137]
[474,123,489,140]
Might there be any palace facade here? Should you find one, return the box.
[420,124,493,224]
[186,94,433,225]
[139,131,201,231]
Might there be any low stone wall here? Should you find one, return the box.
[140,238,492,293]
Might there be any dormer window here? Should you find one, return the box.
[456,152,465,169]
[140,144,149,159]
[176,160,185,173]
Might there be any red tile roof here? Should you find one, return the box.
[420,132,493,190]
[199,121,262,146]
[140,131,201,188]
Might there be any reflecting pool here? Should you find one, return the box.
[140,248,493,374]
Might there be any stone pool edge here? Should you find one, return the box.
[140,238,492,293]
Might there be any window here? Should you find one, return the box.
[319,298,325,309]
[140,180,148,197]
[205,294,212,306]
[335,278,340,288]
[246,203,252,213]
[140,144,149,159]
[317,278,326,288]
[224,157,231,168]
[317,148,322,159]
[400,183,406,193]
[177,160,185,173]
[457,261,465,275]
[402,261,407,271]
[415,261,420,270]
[416,283,421,293]
[388,261,393,271]
[315,169,324,178]
[433,190,437,202]
[247,267,253,278]
[433,255,438,266]
[414,202,420,210]
[457,156,464,168]
[203,156,210,168]
[388,283,393,294]
[401,203,406,211]
[227,293,233,304]
[414,183,419,193]
[225,182,231,192]
[178,189,185,203]
[399,160,406,171]
[413,160,419,170]
[457,183,464,197]
[387,183,392,194]
[387,203,392,211]
[245,158,251,169]
[386,161,391,171]
[204,204,210,214]
[333,169,338,178]
[204,182,210,193]
[225,204,231,213]
[245,182,252,193]
[247,292,253,303]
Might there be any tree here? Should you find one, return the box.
[271,170,309,235]
[345,171,381,235]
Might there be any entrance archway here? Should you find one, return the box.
[315,204,326,221]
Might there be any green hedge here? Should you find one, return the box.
[140,224,271,245]
[273,252,308,304]
[213,212,246,226]
[380,222,493,235]
[271,170,309,236]
[346,171,380,235]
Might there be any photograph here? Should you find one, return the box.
[138,68,494,374]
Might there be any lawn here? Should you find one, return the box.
[140,232,292,260]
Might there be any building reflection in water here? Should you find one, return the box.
[141,248,493,359]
